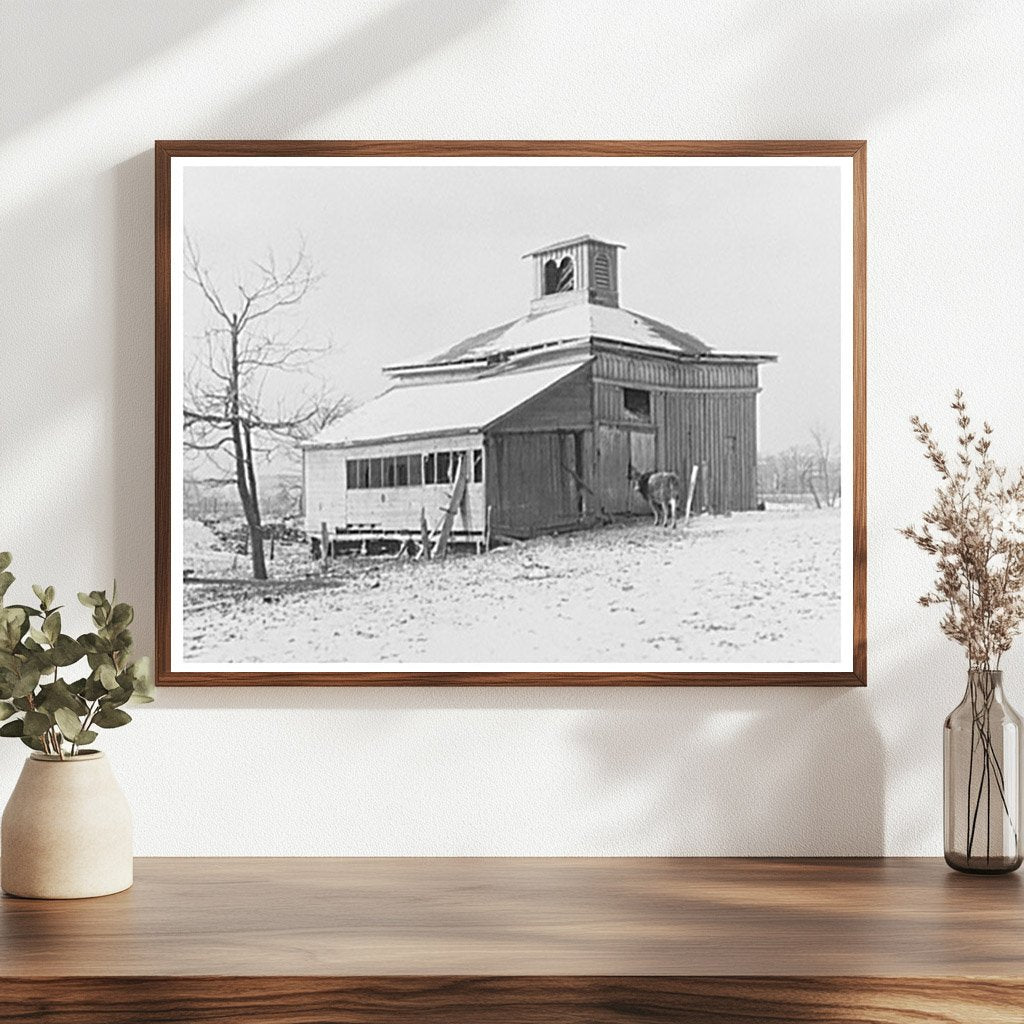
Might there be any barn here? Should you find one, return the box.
[302,236,776,550]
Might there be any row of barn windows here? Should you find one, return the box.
[346,450,484,490]
[541,251,611,295]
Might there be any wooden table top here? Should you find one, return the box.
[1,857,1021,978]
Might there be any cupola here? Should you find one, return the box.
[524,235,624,312]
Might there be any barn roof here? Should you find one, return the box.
[522,234,625,256]
[387,302,711,370]
[304,359,590,449]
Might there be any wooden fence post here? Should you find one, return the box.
[683,464,700,526]
[320,521,329,571]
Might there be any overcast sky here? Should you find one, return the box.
[183,160,842,456]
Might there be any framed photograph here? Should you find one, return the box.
[156,141,865,686]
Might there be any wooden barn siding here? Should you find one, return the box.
[484,364,595,536]
[485,431,586,538]
[303,447,346,534]
[489,364,593,433]
[595,350,760,390]
[304,432,483,534]
[593,351,760,512]
[346,481,486,534]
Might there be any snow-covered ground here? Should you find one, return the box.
[181,507,842,666]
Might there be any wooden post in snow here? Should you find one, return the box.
[431,453,469,561]
[320,521,329,572]
[416,506,431,561]
[683,464,700,527]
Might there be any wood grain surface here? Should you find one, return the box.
[155,139,867,688]
[1,857,1020,1023]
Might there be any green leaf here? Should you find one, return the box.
[0,553,11,573]
[0,701,16,721]
[22,711,50,738]
[74,730,97,747]
[0,572,14,601]
[19,734,45,752]
[77,592,99,608]
[79,634,111,655]
[93,705,131,729]
[110,603,133,630]
[11,665,41,699]
[104,684,132,708]
[44,586,55,609]
[83,674,108,701]
[7,604,42,619]
[98,663,118,690]
[28,627,49,646]
[53,707,84,741]
[37,678,88,716]
[42,611,60,644]
[0,607,26,651]
[31,584,46,606]
[127,657,155,702]
[49,635,85,667]
[0,719,24,737]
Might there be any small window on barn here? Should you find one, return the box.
[408,454,422,486]
[369,458,382,488]
[383,457,397,487]
[623,387,651,421]
[436,451,451,482]
[472,449,483,483]
[543,259,559,295]
[423,452,436,484]
[593,251,611,290]
[556,255,574,292]
[395,456,409,487]
[346,459,357,489]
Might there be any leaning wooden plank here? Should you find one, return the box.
[559,462,595,496]
[431,454,469,560]
[683,465,700,526]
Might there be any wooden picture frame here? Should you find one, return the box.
[156,140,866,686]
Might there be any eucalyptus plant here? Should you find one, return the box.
[0,552,153,759]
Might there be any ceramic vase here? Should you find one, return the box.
[1,751,133,898]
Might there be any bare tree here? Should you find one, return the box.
[183,234,346,580]
[810,425,839,507]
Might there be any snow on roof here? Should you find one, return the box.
[523,234,626,256]
[389,302,710,369]
[305,360,591,449]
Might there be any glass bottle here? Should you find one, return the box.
[944,669,1022,873]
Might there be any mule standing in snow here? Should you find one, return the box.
[629,466,681,529]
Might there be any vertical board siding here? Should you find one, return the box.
[490,364,593,433]
[593,348,762,513]
[488,430,586,537]
[303,448,347,534]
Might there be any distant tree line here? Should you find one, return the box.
[758,427,841,508]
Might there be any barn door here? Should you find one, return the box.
[628,430,656,513]
[488,431,581,538]
[597,425,631,513]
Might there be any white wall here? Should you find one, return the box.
[1,0,1022,855]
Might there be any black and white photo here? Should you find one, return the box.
[157,144,864,684]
